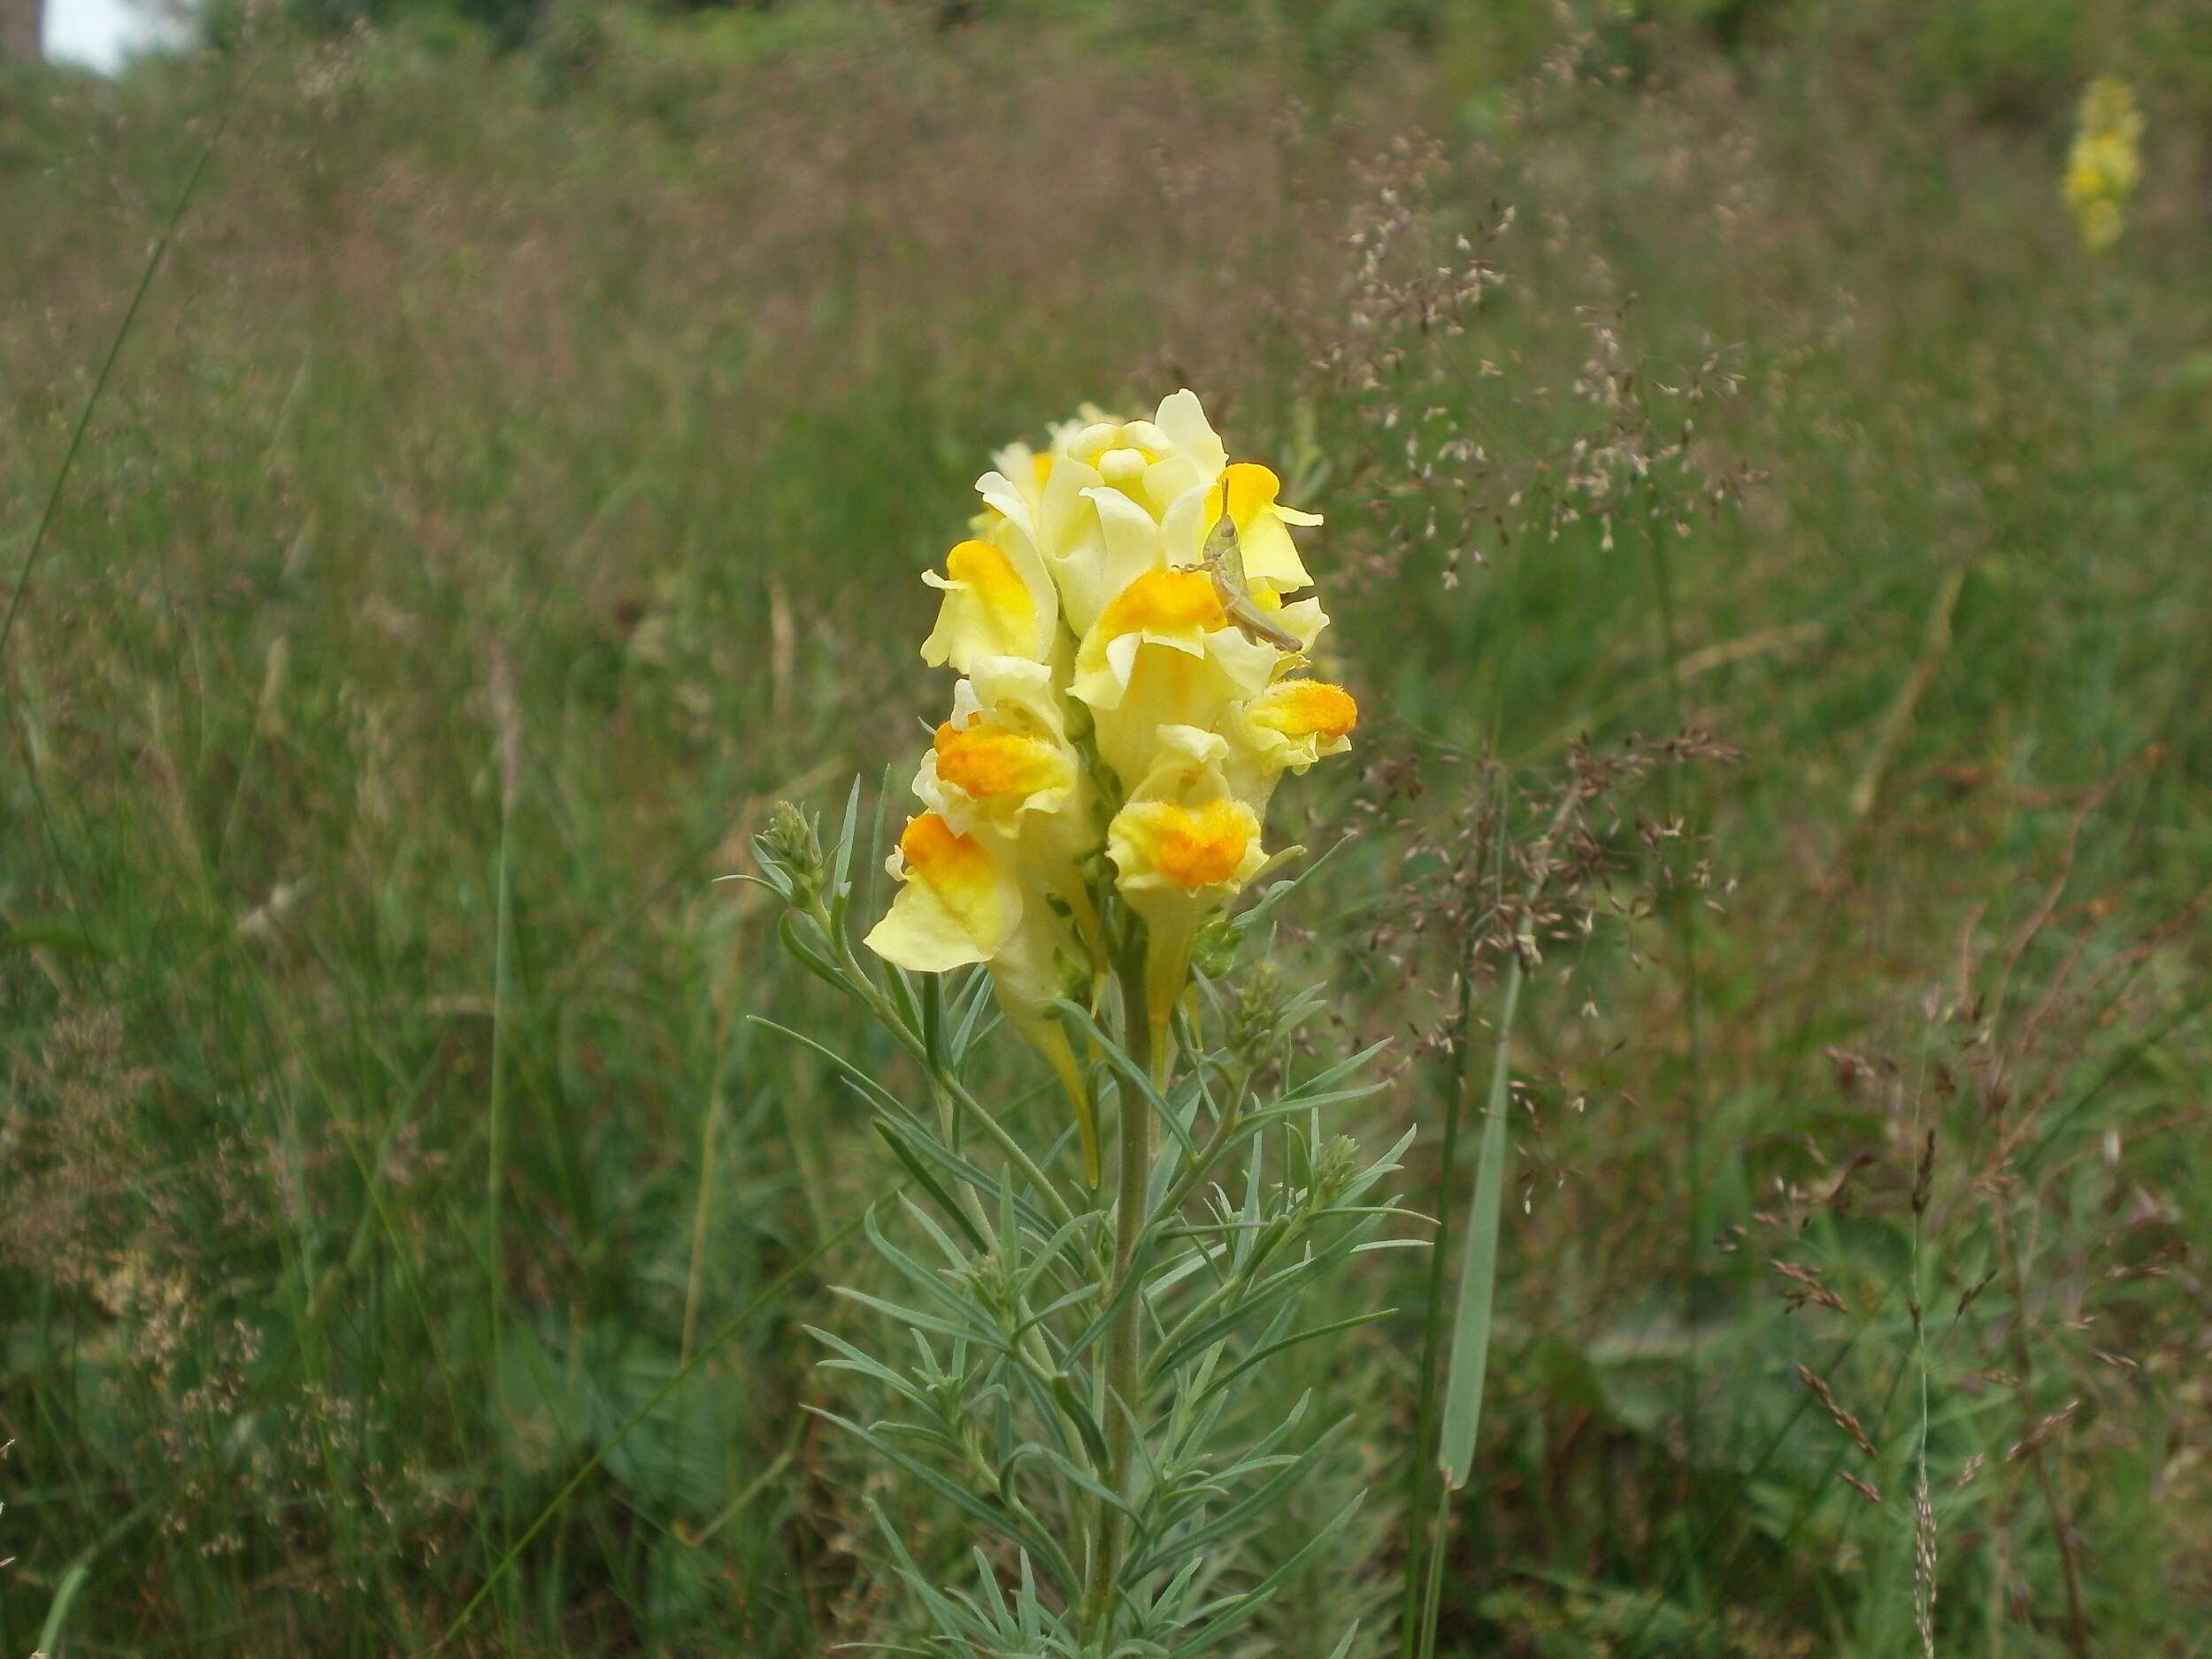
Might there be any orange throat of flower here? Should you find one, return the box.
[1101,568,1225,638]
[933,721,1071,803]
[1146,798,1254,891]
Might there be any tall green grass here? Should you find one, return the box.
[4,7,2210,1655]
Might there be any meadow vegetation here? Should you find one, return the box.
[4,3,2209,1653]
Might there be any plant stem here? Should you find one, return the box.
[1083,950,1158,1639]
[1148,1072,1245,1233]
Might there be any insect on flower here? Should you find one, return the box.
[1198,499,1303,653]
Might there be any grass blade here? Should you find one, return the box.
[1409,956,1525,1659]
[3,65,252,666]
[1435,958,1521,1489]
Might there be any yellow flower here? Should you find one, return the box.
[1117,795,1259,890]
[1246,679,1359,747]
[864,812,1101,1181]
[1070,558,1339,794]
[1216,675,1361,828]
[2063,75,2144,253]
[1070,566,1281,791]
[1061,388,1227,519]
[1237,675,1360,772]
[1071,566,1228,705]
[864,812,1020,972]
[970,449,1054,554]
[920,527,1060,672]
[1107,726,1269,1065]
[933,719,1071,817]
[917,657,1081,838]
[978,389,1232,634]
[1193,462,1323,600]
[915,655,1102,964]
[884,387,1353,1153]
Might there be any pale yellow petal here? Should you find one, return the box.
[920,535,1055,671]
[1070,566,1225,713]
[1154,388,1227,481]
[863,879,995,972]
[862,814,1017,971]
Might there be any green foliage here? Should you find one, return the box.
[4,5,2210,1656]
[1907,0,2090,120]
[744,786,1410,1653]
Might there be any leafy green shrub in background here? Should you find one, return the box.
[1908,0,2090,121]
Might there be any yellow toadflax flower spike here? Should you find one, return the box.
[883,387,1355,1180]
[2062,75,2144,254]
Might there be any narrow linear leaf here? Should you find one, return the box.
[831,1285,999,1349]
[1125,1415,1352,1581]
[749,1015,914,1122]
[875,1112,1064,1245]
[816,1409,1079,1594]
[1171,1491,1367,1657]
[875,1123,989,1252]
[1049,995,1200,1162]
[832,772,864,905]
[1437,962,1522,1489]
[1195,1309,1397,1408]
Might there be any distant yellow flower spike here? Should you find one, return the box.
[2063,75,2144,253]
[2076,197,2124,252]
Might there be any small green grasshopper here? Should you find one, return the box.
[1200,500,1303,652]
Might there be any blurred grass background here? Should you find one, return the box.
[4,1,2210,1653]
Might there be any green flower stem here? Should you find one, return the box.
[1093,1043,1252,1348]
[1082,949,1160,1638]
[810,900,1080,1234]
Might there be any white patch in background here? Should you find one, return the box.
[46,0,193,73]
